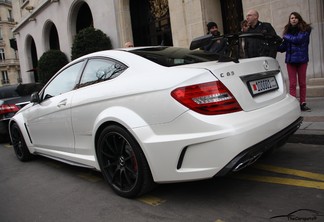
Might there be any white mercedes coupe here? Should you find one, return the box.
[9,46,302,198]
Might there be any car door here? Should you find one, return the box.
[25,61,85,153]
[70,58,127,153]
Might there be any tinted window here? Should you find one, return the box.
[15,83,43,96]
[78,58,127,88]
[130,47,221,67]
[0,86,19,99]
[42,61,84,99]
[0,83,43,99]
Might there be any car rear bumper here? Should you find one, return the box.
[133,95,301,183]
[215,116,303,176]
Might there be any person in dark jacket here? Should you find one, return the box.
[244,9,278,58]
[239,19,249,58]
[278,12,312,111]
[202,22,228,55]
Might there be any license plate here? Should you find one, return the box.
[248,76,278,96]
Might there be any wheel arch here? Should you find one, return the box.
[92,107,154,177]
[92,106,148,148]
[9,117,35,153]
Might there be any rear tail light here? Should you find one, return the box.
[171,81,242,115]
[0,104,20,115]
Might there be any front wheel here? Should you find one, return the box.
[10,123,33,161]
[97,125,154,198]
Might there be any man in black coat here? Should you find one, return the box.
[244,10,278,58]
[202,22,228,55]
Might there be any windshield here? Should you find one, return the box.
[130,47,222,67]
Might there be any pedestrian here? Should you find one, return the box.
[239,19,249,58]
[244,9,278,58]
[241,19,249,33]
[278,12,312,111]
[202,22,228,55]
[124,41,134,48]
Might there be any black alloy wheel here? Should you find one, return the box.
[10,123,33,161]
[97,125,154,198]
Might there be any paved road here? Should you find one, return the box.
[0,142,323,222]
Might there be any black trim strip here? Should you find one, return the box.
[24,123,33,144]
[177,146,188,169]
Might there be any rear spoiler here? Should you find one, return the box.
[190,33,282,50]
[190,32,283,62]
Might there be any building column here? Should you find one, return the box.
[115,0,133,47]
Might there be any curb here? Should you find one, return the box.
[288,133,324,145]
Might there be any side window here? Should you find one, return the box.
[42,61,84,99]
[78,58,127,88]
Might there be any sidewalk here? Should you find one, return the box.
[288,97,324,145]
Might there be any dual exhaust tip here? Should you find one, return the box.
[233,152,263,172]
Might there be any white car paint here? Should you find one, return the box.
[10,47,302,193]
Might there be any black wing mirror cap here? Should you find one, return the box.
[30,92,40,103]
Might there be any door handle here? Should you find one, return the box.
[57,99,67,108]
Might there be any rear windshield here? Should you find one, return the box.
[130,47,222,67]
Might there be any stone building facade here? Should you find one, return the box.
[12,0,324,95]
[0,0,20,86]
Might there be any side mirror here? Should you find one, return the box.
[30,92,40,103]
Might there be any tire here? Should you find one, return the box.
[97,125,154,198]
[10,123,33,161]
